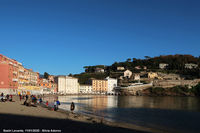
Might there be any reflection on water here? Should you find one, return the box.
[44,95,200,133]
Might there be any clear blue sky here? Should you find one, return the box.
[0,0,200,75]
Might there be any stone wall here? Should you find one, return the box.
[116,83,153,95]
[153,79,200,88]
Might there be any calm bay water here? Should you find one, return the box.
[44,95,200,133]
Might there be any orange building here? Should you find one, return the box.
[0,54,19,94]
[39,78,57,93]
[92,79,108,93]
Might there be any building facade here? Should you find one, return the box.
[0,54,40,95]
[134,74,140,81]
[124,70,132,78]
[159,63,169,69]
[117,67,125,71]
[56,76,79,94]
[185,63,198,69]
[148,72,158,79]
[95,68,105,73]
[79,85,92,94]
[57,76,66,94]
[106,77,117,94]
[0,54,19,94]
[92,79,108,93]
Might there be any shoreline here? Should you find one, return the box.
[0,96,166,133]
[40,97,165,133]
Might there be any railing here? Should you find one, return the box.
[19,69,24,72]
[13,71,17,75]
[12,78,18,82]
[19,75,24,78]
[9,62,13,65]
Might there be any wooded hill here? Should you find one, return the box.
[74,54,200,84]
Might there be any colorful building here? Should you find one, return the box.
[92,79,108,93]
[0,54,41,95]
[0,54,19,94]
[79,85,92,94]
[39,78,57,94]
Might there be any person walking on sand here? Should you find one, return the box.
[70,102,75,113]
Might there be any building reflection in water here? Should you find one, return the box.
[44,95,200,114]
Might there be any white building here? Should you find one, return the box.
[95,68,105,73]
[57,76,79,94]
[57,76,66,94]
[79,85,92,94]
[134,74,140,81]
[124,70,132,78]
[117,67,125,71]
[106,77,118,94]
[159,63,169,69]
[185,63,198,69]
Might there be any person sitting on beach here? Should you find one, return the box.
[26,97,32,106]
[9,94,13,102]
[0,96,5,102]
[56,100,60,106]
[46,101,48,107]
[39,97,42,104]
[25,95,28,101]
[6,94,9,101]
[32,95,37,104]
[70,102,75,113]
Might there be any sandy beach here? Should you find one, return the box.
[0,96,160,133]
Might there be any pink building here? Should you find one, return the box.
[0,54,19,94]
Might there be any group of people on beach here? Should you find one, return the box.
[23,94,43,106]
[46,100,75,112]
[1,92,75,113]
[0,93,13,102]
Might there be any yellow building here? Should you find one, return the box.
[17,67,40,95]
[18,62,25,87]
[148,72,158,79]
[92,79,108,93]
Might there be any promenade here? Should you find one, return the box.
[0,96,151,133]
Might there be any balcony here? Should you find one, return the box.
[9,62,14,65]
[18,81,24,84]
[19,69,24,73]
[17,62,22,65]
[13,71,17,75]
[12,78,18,82]
[19,75,24,79]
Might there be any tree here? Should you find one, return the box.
[68,73,73,76]
[132,58,137,62]
[144,56,151,60]
[44,72,49,79]
[127,58,131,62]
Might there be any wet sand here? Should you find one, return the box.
[0,96,161,133]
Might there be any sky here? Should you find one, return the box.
[0,0,200,75]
